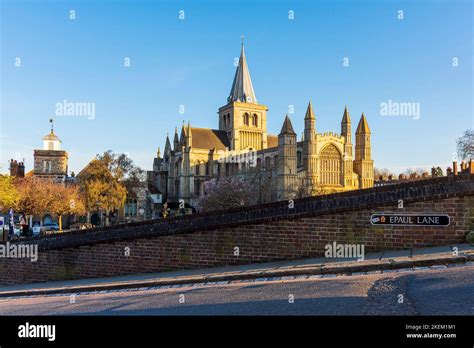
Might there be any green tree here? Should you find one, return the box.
[0,175,19,212]
[78,158,127,226]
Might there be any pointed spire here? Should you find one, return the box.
[305,101,315,120]
[157,147,161,158]
[228,41,257,104]
[164,133,172,159]
[180,122,187,145]
[341,106,351,124]
[173,127,180,150]
[356,113,371,134]
[279,114,296,135]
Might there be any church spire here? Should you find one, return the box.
[227,40,257,104]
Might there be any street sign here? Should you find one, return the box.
[371,213,450,226]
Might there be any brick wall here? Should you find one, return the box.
[0,175,472,285]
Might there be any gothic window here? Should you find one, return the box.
[243,113,249,126]
[195,162,200,175]
[320,144,342,186]
[297,151,302,167]
[194,179,201,196]
[252,114,258,127]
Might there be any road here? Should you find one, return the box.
[0,265,472,315]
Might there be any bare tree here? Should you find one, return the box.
[457,129,474,161]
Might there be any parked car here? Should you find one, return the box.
[42,223,60,232]
[32,222,42,236]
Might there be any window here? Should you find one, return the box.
[243,113,249,126]
[320,144,342,185]
[297,151,302,167]
[125,198,138,216]
[43,160,51,173]
[48,141,53,150]
[194,179,201,196]
[252,114,258,126]
[195,162,200,175]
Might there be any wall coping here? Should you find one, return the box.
[5,174,473,251]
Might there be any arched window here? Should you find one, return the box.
[195,162,200,175]
[252,114,258,126]
[243,113,249,126]
[320,144,342,185]
[297,151,302,167]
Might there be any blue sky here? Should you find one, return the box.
[1,0,472,175]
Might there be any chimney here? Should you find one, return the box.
[453,161,458,175]
[470,160,474,175]
[447,167,452,176]
[18,161,25,178]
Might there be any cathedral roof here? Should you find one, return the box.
[279,115,296,135]
[267,135,278,148]
[189,127,230,150]
[227,43,257,104]
[356,113,371,134]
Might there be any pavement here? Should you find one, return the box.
[0,243,473,298]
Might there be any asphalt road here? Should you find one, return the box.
[0,265,472,316]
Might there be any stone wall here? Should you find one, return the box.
[0,175,472,285]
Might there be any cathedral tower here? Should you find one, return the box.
[303,102,318,190]
[354,113,374,189]
[277,115,297,200]
[218,42,268,151]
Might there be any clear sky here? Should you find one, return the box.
[1,0,472,175]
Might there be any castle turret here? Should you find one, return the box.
[354,113,374,189]
[277,115,297,200]
[341,106,354,187]
[303,101,318,191]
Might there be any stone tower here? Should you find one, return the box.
[218,42,268,151]
[277,115,297,200]
[303,101,318,191]
[341,106,354,187]
[33,121,68,182]
[354,113,374,189]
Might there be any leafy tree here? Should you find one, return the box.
[48,183,86,231]
[96,150,145,182]
[14,177,51,217]
[0,175,19,212]
[78,158,127,226]
[457,129,473,161]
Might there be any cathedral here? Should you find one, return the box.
[150,43,374,208]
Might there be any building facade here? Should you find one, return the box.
[150,43,375,208]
